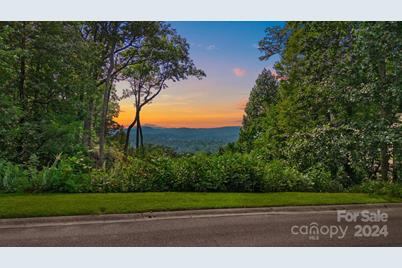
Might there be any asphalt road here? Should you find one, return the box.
[0,204,401,246]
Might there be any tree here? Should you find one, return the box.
[0,22,95,164]
[238,68,278,152]
[253,22,402,183]
[121,24,205,155]
[79,22,161,165]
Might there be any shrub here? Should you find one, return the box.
[91,157,145,192]
[305,164,343,192]
[30,154,91,193]
[351,179,402,198]
[0,159,30,192]
[0,155,92,193]
[92,152,265,193]
[91,156,175,192]
[171,153,212,191]
[210,153,264,192]
[262,160,313,192]
[169,153,264,192]
[3,151,400,196]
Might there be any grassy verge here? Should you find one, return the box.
[0,192,401,219]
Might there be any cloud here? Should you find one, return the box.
[206,44,216,50]
[233,67,247,77]
[190,42,217,51]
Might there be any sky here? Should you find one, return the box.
[116,21,284,128]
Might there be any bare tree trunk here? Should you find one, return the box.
[139,117,144,148]
[98,45,116,166]
[137,111,144,148]
[135,110,140,149]
[134,88,142,150]
[137,111,144,156]
[124,114,137,156]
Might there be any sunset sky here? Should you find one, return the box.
[116,21,284,128]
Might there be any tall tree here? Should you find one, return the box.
[121,24,205,155]
[0,22,94,164]
[80,22,161,165]
[238,68,278,152]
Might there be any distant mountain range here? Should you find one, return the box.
[128,126,240,153]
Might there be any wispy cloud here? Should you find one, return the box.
[190,42,217,51]
[206,44,216,50]
[233,67,247,77]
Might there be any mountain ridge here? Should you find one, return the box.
[128,126,240,153]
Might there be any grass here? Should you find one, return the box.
[0,192,401,219]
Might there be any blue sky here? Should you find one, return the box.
[118,21,284,128]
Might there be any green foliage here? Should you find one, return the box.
[91,155,175,192]
[0,150,398,195]
[1,21,401,198]
[241,21,402,187]
[305,164,344,192]
[0,159,30,192]
[0,155,91,193]
[170,153,211,191]
[0,22,95,164]
[0,93,22,160]
[238,69,279,152]
[216,153,265,192]
[350,180,402,198]
[262,160,313,192]
[0,21,204,168]
[90,152,264,193]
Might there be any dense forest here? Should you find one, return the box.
[0,22,401,196]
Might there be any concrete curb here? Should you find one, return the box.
[0,202,401,228]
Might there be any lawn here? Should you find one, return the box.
[0,192,401,219]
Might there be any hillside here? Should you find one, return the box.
[128,126,240,153]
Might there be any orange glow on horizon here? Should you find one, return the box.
[115,99,245,128]
[114,77,249,128]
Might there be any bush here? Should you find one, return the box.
[0,159,30,192]
[2,152,400,196]
[0,155,91,193]
[305,164,343,192]
[169,153,264,192]
[90,152,264,193]
[262,160,313,192]
[210,153,264,192]
[351,179,402,198]
[33,156,91,193]
[91,156,175,192]
[171,153,213,191]
[91,157,146,192]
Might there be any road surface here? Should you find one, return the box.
[0,204,401,246]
